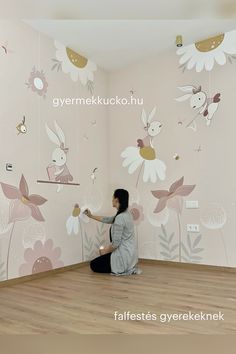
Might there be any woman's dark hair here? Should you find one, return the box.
[112,189,129,223]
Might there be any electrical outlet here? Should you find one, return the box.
[186,200,199,209]
[187,224,199,233]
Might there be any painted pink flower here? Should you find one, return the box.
[19,239,64,275]
[0,174,47,223]
[151,176,196,214]
[26,66,48,97]
[129,203,144,225]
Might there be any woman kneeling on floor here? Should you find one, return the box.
[84,189,139,276]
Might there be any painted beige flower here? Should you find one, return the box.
[0,174,47,223]
[26,66,48,97]
[151,176,196,262]
[0,174,47,279]
[151,176,195,215]
[66,203,89,235]
[19,239,63,275]
[66,204,89,262]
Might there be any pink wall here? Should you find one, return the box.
[0,20,110,280]
[1,20,235,282]
[108,49,235,267]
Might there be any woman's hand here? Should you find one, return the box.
[99,247,106,256]
[84,209,92,218]
[99,245,114,255]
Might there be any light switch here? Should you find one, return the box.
[6,163,13,171]
[186,200,199,209]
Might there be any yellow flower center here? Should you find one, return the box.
[72,206,81,217]
[139,147,156,160]
[195,34,224,52]
[21,196,29,204]
[66,47,88,68]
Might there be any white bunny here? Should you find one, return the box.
[45,121,73,192]
[175,85,221,126]
[137,107,163,148]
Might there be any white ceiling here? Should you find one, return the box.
[6,0,236,19]
[25,20,236,72]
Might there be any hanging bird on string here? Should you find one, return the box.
[16,116,27,135]
[175,85,221,128]
[90,168,98,184]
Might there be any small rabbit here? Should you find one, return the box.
[45,121,73,191]
[175,85,221,126]
[137,107,163,148]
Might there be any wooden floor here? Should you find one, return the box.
[0,261,236,334]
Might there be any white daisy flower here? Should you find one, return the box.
[121,146,166,186]
[66,204,89,236]
[177,30,236,72]
[55,41,97,85]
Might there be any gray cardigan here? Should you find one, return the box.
[102,210,139,275]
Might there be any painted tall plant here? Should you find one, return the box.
[0,175,47,279]
[151,176,196,262]
[66,204,89,261]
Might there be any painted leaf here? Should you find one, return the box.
[28,194,47,206]
[9,199,31,223]
[161,224,168,237]
[169,176,184,193]
[193,234,202,248]
[160,242,170,252]
[192,248,204,254]
[166,196,183,214]
[0,182,21,199]
[175,184,196,196]
[51,63,58,71]
[168,233,175,244]
[170,254,179,260]
[19,174,29,197]
[170,244,178,253]
[190,256,202,260]
[158,234,169,244]
[160,251,171,259]
[154,198,168,213]
[151,190,169,199]
[181,242,190,257]
[29,204,45,222]
[187,234,192,251]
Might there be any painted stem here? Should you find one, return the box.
[136,225,139,258]
[177,213,182,262]
[186,112,200,128]
[135,161,144,188]
[6,222,15,280]
[219,229,228,265]
[79,222,84,262]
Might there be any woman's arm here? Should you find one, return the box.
[84,209,114,223]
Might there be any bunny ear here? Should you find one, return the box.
[141,109,147,125]
[45,123,61,146]
[148,106,157,123]
[177,85,196,93]
[54,121,65,144]
[175,94,192,102]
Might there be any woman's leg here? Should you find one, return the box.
[90,252,112,273]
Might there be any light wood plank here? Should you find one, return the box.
[0,261,236,334]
